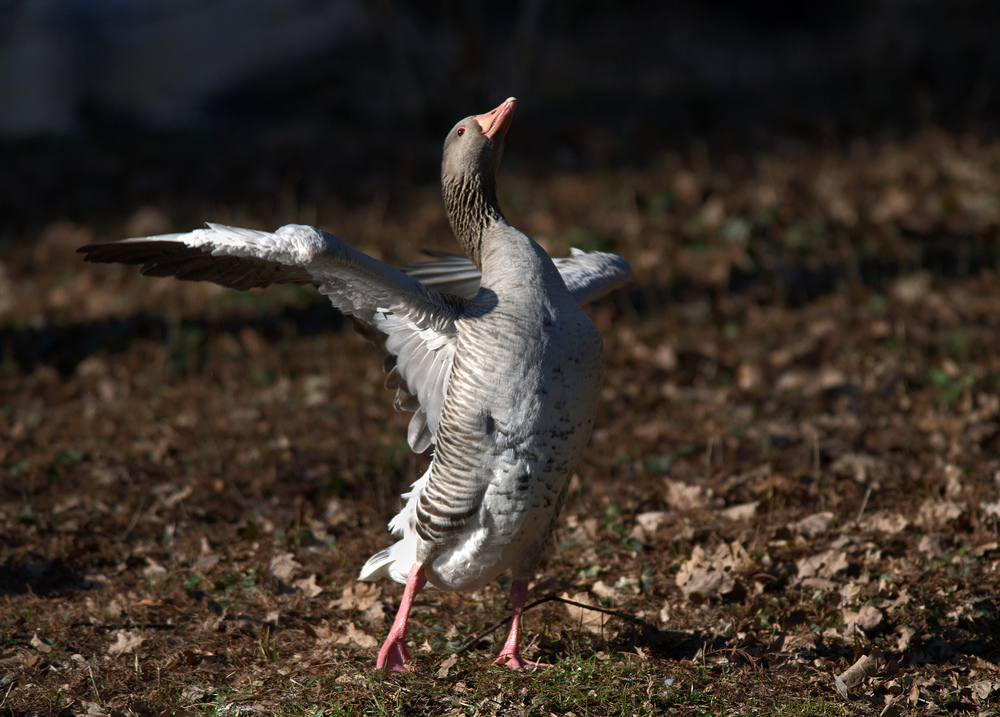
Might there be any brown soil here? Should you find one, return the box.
[2,128,999,715]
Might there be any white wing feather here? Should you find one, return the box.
[79,223,462,453]
[401,247,633,305]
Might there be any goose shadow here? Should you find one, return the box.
[0,298,347,378]
[0,558,106,597]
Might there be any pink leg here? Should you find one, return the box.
[493,578,549,669]
[377,563,427,672]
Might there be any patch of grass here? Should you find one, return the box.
[298,654,851,717]
[55,447,85,467]
[18,502,38,525]
[643,452,673,474]
[520,656,662,715]
[6,457,28,477]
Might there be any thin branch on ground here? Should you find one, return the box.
[454,593,659,655]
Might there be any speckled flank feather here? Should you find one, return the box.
[370,227,606,592]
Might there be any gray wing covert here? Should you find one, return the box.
[401,247,633,305]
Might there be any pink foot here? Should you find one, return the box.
[493,650,550,670]
[493,578,549,670]
[377,638,411,672]
[375,563,426,673]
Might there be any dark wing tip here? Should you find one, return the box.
[77,239,316,290]
[77,240,192,266]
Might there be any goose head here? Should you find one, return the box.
[441,97,518,269]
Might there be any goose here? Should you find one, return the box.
[78,97,632,671]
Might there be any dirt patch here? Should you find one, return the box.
[3,129,1000,715]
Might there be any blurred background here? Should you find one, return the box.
[2,0,999,239]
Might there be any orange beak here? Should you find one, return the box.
[475,97,517,140]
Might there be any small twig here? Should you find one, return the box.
[854,485,872,525]
[837,647,884,696]
[0,679,14,711]
[88,665,102,703]
[812,433,821,481]
[117,496,145,542]
[454,593,658,655]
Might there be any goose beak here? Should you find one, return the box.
[475,97,517,140]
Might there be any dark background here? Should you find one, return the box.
[2,0,999,239]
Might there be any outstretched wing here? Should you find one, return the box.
[401,247,633,305]
[79,223,463,453]
[399,250,484,300]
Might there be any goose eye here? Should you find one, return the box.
[457,127,465,136]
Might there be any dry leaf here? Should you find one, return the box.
[107,630,145,656]
[880,703,901,717]
[917,500,965,528]
[719,501,758,522]
[30,634,52,654]
[104,597,125,619]
[665,479,712,510]
[817,366,848,391]
[793,511,835,538]
[269,553,302,582]
[292,574,323,598]
[561,591,607,634]
[305,619,335,641]
[132,599,163,608]
[591,580,620,605]
[658,601,671,625]
[893,625,915,653]
[634,511,669,536]
[970,679,998,702]
[775,370,807,393]
[972,541,999,557]
[435,654,458,679]
[364,600,386,625]
[942,463,965,499]
[829,453,885,485]
[153,485,193,511]
[796,549,849,580]
[874,186,914,224]
[843,605,883,635]
[890,272,930,304]
[331,582,382,612]
[859,512,909,535]
[837,648,883,694]
[194,554,221,571]
[335,623,378,649]
[676,543,752,603]
[142,558,167,580]
[839,581,862,605]
[736,362,762,390]
[81,700,108,717]
[834,673,849,700]
[917,534,944,557]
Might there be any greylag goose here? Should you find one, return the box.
[78,97,632,671]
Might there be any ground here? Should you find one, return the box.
[2,129,1000,716]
